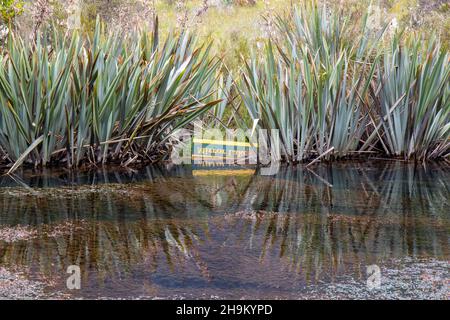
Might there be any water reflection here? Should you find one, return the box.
[0,162,448,298]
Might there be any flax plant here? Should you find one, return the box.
[367,35,450,160]
[239,2,449,162]
[239,2,382,162]
[0,18,221,171]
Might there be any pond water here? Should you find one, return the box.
[0,162,448,299]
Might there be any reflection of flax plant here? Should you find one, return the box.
[0,169,215,282]
[0,163,448,284]
[230,164,449,281]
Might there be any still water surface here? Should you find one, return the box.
[0,162,448,299]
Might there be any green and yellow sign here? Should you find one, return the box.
[192,138,257,164]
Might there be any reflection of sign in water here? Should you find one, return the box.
[192,138,257,164]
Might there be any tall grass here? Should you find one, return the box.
[0,18,221,171]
